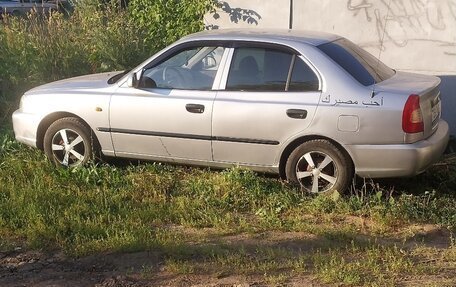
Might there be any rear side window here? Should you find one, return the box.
[226,47,320,92]
[318,38,395,86]
[289,58,320,91]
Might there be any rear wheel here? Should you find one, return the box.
[285,139,353,194]
[43,117,94,167]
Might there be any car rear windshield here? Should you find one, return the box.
[318,38,395,86]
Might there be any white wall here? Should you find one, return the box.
[205,0,456,135]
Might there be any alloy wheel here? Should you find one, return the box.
[295,151,338,193]
[51,128,86,167]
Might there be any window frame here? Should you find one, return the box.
[139,40,231,91]
[219,41,322,92]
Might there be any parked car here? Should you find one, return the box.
[0,0,58,16]
[12,29,450,193]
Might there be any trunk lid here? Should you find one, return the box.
[374,71,441,141]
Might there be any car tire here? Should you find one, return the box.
[285,139,353,194]
[43,117,94,167]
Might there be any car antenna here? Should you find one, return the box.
[372,0,392,98]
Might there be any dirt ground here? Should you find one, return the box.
[0,249,317,287]
[1,224,454,287]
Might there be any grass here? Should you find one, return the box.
[0,123,455,285]
[1,128,454,254]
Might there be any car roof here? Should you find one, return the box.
[182,29,341,46]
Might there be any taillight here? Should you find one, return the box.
[402,94,424,133]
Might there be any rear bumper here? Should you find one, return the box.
[347,120,450,178]
[12,109,40,148]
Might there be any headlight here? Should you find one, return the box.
[19,96,24,110]
[18,95,29,111]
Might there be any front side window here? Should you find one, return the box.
[140,46,225,90]
[226,47,320,92]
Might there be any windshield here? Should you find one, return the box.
[318,38,395,86]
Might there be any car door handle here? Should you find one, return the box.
[186,104,205,114]
[286,109,308,119]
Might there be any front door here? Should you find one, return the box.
[109,45,227,161]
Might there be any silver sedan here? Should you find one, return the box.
[12,29,450,193]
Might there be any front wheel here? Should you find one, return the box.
[285,139,353,194]
[43,117,94,167]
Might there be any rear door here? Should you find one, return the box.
[212,44,322,166]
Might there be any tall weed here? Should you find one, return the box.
[0,2,162,98]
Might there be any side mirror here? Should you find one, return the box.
[126,72,139,88]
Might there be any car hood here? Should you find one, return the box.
[25,71,121,95]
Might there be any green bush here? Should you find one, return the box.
[129,0,216,51]
[0,0,216,100]
[1,12,89,90]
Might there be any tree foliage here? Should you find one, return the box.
[129,0,217,50]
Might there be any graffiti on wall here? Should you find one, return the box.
[347,0,456,55]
